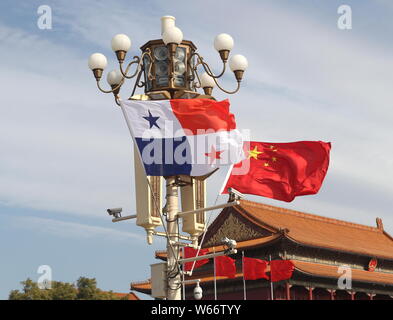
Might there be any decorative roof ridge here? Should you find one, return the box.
[238,199,380,233]
[131,279,151,285]
[383,230,393,242]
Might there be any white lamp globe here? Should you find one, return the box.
[214,33,234,51]
[106,70,123,85]
[88,53,108,70]
[111,34,131,52]
[229,54,248,71]
[200,72,216,88]
[162,27,183,45]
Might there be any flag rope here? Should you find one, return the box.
[182,247,185,300]
[188,193,220,275]
[213,247,217,300]
[242,251,247,300]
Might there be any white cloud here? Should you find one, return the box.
[52,0,162,50]
[9,215,144,242]
[0,22,137,218]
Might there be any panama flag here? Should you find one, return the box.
[119,99,244,177]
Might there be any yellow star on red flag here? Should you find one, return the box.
[248,146,263,159]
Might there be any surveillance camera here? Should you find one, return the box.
[194,283,202,300]
[222,237,237,250]
[107,208,122,218]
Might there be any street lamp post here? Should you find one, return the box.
[88,15,248,300]
[165,177,181,300]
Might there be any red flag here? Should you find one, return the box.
[183,247,209,271]
[215,255,236,278]
[221,141,331,202]
[243,257,269,280]
[270,260,294,282]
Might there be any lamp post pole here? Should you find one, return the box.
[165,176,182,300]
[88,15,249,301]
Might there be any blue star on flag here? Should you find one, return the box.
[143,110,160,129]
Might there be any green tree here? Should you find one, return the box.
[76,277,100,300]
[9,277,129,300]
[8,279,51,300]
[51,281,78,300]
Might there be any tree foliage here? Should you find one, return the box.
[8,277,129,300]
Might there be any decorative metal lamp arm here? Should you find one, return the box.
[96,80,122,106]
[119,49,154,80]
[128,69,145,99]
[211,76,241,95]
[96,78,124,94]
[190,52,227,79]
[192,57,241,94]
[119,56,141,79]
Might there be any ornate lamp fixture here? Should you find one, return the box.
[88,16,248,104]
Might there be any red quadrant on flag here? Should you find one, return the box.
[221,141,331,202]
[170,99,236,135]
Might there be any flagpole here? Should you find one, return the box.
[242,251,246,300]
[182,247,185,300]
[213,247,217,300]
[269,254,274,300]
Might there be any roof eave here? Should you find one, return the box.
[294,267,393,288]
[284,233,393,262]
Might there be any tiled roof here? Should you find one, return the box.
[105,292,140,300]
[132,200,393,296]
[235,200,393,260]
[131,260,393,295]
[130,280,151,295]
[114,292,140,300]
[293,260,393,285]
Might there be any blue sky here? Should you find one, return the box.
[1,0,393,299]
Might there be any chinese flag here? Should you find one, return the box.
[243,257,269,280]
[221,141,331,202]
[215,255,236,278]
[270,260,295,282]
[183,247,209,271]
